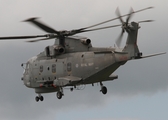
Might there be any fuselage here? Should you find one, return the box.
[22,47,129,93]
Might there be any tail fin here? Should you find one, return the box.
[122,22,142,59]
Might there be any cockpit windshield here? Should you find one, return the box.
[26,63,29,69]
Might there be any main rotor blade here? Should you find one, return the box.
[79,6,153,30]
[138,20,154,23]
[26,34,58,42]
[79,24,122,33]
[26,37,54,42]
[24,18,59,34]
[0,35,47,40]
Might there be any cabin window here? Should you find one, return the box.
[67,62,71,72]
[40,65,43,72]
[52,64,56,73]
[47,67,50,71]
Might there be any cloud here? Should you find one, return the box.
[87,119,140,120]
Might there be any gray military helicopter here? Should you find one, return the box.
[0,7,165,102]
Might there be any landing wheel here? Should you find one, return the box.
[101,86,107,94]
[35,96,39,102]
[39,96,44,101]
[57,92,63,99]
[35,95,44,102]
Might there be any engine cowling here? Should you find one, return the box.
[45,45,65,57]
[81,39,91,45]
[54,45,65,54]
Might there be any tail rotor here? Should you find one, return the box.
[115,7,134,47]
[115,7,154,48]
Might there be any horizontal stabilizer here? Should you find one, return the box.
[106,74,118,80]
[135,52,166,59]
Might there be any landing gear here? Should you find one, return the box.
[35,96,39,102]
[35,94,44,102]
[101,86,107,94]
[56,87,64,99]
[70,87,73,92]
[57,91,63,99]
[39,96,44,101]
[100,82,107,95]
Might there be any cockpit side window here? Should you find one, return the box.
[26,63,29,69]
[24,63,29,74]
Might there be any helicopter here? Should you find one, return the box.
[0,7,165,102]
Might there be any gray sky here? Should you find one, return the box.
[0,0,168,120]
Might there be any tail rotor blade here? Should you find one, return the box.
[115,7,125,24]
[116,30,124,47]
[126,7,134,24]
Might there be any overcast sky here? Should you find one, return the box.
[0,0,168,120]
